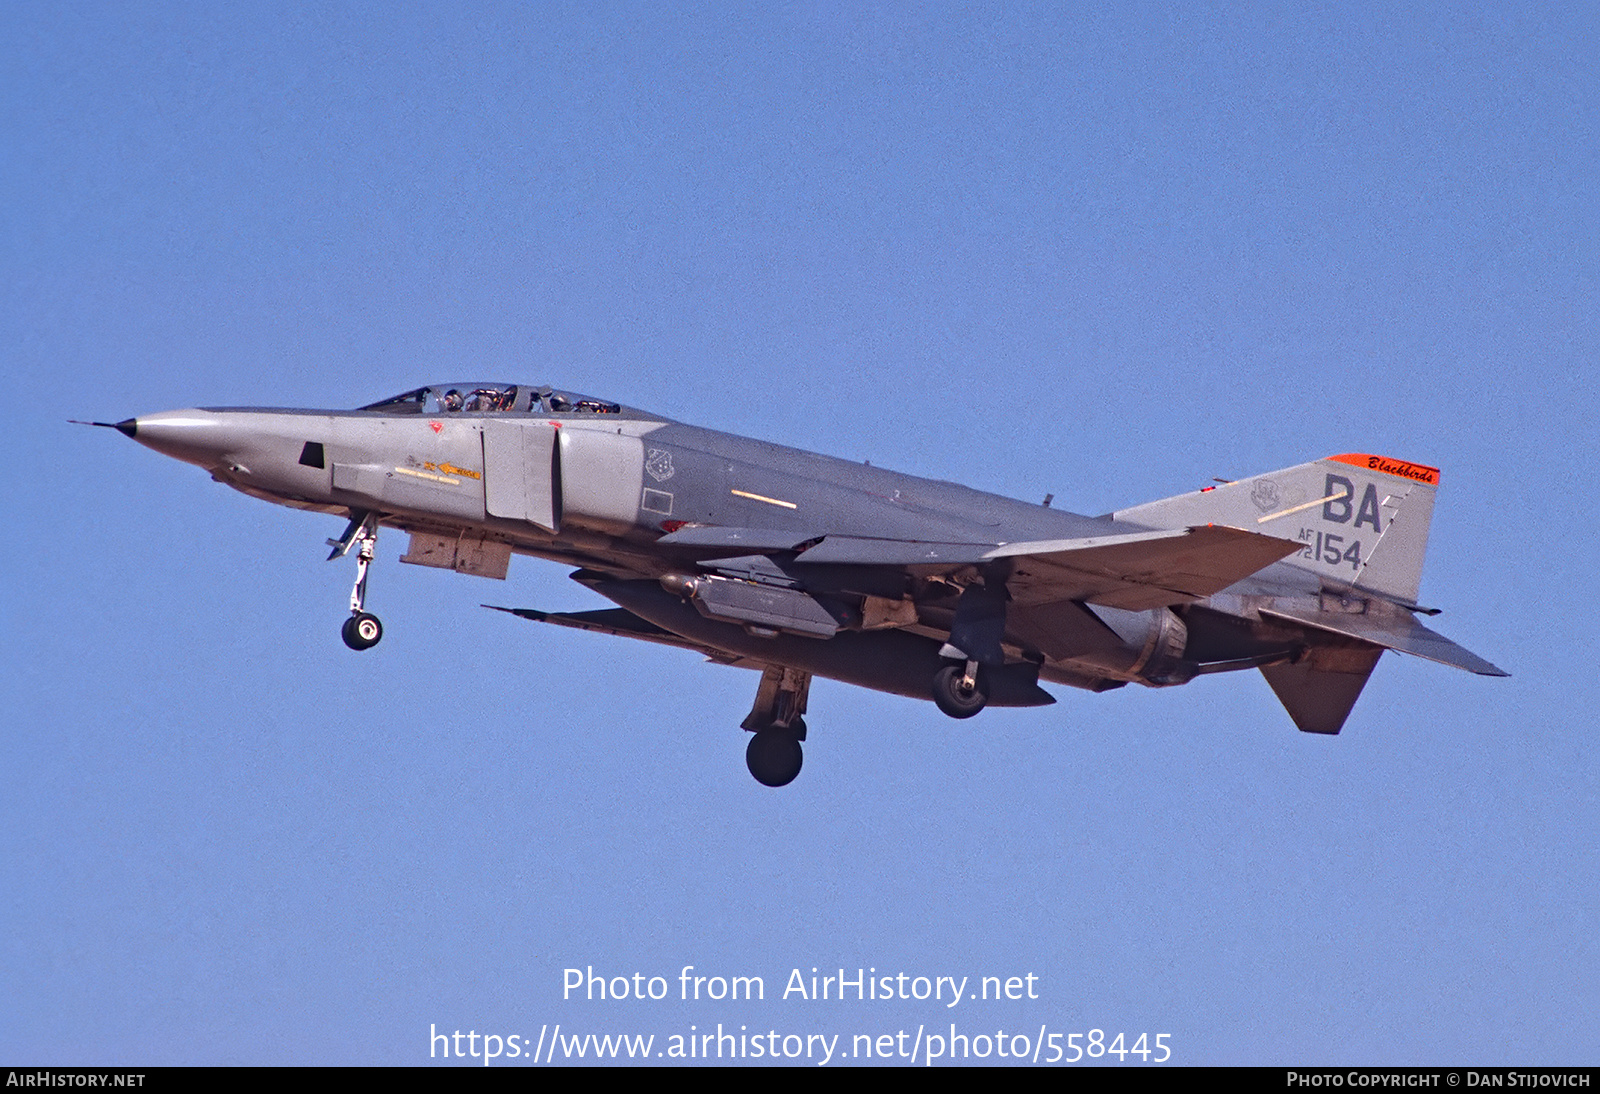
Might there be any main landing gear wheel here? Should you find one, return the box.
[746,731,804,788]
[933,663,988,719]
[341,612,383,651]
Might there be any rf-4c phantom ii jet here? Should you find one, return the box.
[90,381,1506,787]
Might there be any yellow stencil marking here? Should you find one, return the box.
[395,466,461,486]
[730,488,797,510]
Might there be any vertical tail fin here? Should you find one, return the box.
[1111,454,1441,603]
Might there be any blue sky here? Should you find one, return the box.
[4,2,1596,1065]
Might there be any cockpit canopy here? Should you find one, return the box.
[358,383,621,416]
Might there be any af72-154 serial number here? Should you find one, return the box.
[1297,527,1363,572]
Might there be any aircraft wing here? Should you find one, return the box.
[1259,604,1508,676]
[482,604,767,668]
[986,525,1304,610]
[792,525,1302,610]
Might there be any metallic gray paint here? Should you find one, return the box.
[106,383,1506,776]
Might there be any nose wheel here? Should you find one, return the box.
[341,612,383,650]
[329,511,383,651]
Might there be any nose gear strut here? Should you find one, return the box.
[329,510,383,650]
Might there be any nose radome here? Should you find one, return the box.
[123,409,236,469]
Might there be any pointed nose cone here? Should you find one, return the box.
[122,409,235,469]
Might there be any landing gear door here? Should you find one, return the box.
[482,419,561,533]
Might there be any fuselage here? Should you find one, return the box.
[103,381,1504,784]
[116,382,1361,702]
[126,385,1135,578]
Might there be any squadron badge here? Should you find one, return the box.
[645,448,675,483]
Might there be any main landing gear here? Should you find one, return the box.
[742,667,810,787]
[329,511,383,651]
[746,731,803,789]
[932,576,1003,719]
[932,659,988,719]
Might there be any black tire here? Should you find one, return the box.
[932,663,987,719]
[745,731,804,787]
[341,612,383,651]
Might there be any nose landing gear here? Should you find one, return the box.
[341,612,383,650]
[329,511,384,651]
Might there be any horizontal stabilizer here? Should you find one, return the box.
[1260,605,1507,676]
[1261,650,1383,735]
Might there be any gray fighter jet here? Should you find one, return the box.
[88,381,1505,787]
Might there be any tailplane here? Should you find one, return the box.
[1260,648,1383,735]
[1114,454,1505,735]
